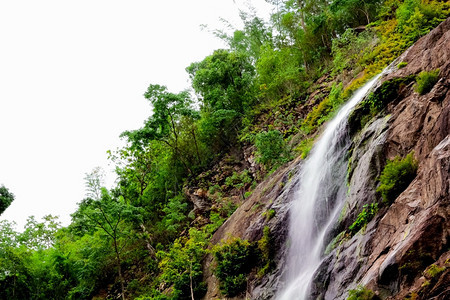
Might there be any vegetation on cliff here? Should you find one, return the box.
[1,1,449,299]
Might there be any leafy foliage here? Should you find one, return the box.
[0,185,14,216]
[349,203,378,235]
[2,0,449,297]
[187,49,255,115]
[254,129,290,169]
[213,238,257,297]
[415,69,440,95]
[156,228,208,300]
[377,152,418,204]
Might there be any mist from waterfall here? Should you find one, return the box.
[277,74,381,300]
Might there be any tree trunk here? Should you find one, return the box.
[114,238,126,300]
[190,262,195,300]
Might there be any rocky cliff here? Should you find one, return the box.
[202,18,450,300]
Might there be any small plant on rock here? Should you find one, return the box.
[415,69,440,95]
[347,285,378,300]
[349,203,378,235]
[377,152,418,204]
[397,61,408,69]
[213,238,257,297]
[425,264,445,278]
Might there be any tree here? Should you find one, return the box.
[211,7,272,62]
[83,167,105,200]
[0,185,14,216]
[19,215,61,250]
[187,49,256,115]
[71,189,139,300]
[122,84,200,175]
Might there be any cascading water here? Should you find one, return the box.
[277,74,382,300]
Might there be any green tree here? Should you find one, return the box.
[71,188,139,300]
[122,85,200,175]
[212,7,272,62]
[19,215,61,250]
[254,129,290,169]
[187,49,255,115]
[0,185,14,216]
[187,50,256,153]
[157,228,208,299]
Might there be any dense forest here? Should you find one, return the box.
[1,0,449,299]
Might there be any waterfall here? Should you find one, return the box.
[277,74,382,300]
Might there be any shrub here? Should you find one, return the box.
[213,238,256,297]
[157,229,208,300]
[254,130,289,169]
[349,203,378,235]
[377,152,418,204]
[415,69,440,95]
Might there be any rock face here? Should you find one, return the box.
[202,18,450,300]
[309,17,450,300]
[202,157,302,300]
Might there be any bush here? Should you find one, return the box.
[415,69,440,95]
[377,152,418,204]
[254,130,289,169]
[213,238,256,297]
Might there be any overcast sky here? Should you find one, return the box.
[0,0,273,229]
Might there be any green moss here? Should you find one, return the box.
[324,231,347,255]
[364,75,414,115]
[295,137,315,159]
[425,264,445,278]
[415,69,440,95]
[377,152,418,205]
[347,285,378,300]
[262,209,276,221]
[257,226,275,277]
[397,61,408,69]
[399,250,435,283]
[348,75,415,136]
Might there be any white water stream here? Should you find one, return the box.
[278,75,382,300]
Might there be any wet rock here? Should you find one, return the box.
[201,17,450,300]
[308,17,450,300]
[202,158,302,300]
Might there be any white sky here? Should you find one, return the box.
[0,0,273,229]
